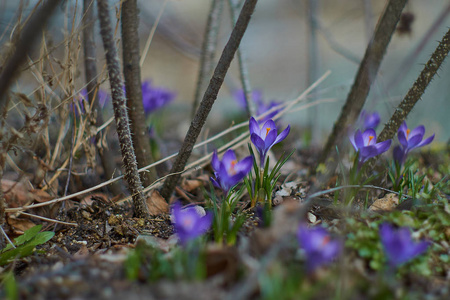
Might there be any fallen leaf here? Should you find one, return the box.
[146,190,169,215]
[2,179,53,208]
[6,216,36,235]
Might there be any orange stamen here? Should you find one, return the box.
[406,128,411,138]
[368,135,374,144]
[265,127,271,137]
[229,160,237,175]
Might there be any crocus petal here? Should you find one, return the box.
[222,149,237,165]
[274,125,290,145]
[374,139,392,155]
[196,211,213,233]
[398,130,409,148]
[234,156,253,173]
[416,134,435,148]
[409,125,425,139]
[211,151,221,171]
[264,129,277,149]
[354,130,365,149]
[251,134,266,153]
[362,128,377,145]
[359,145,380,162]
[407,134,424,148]
[261,119,277,137]
[399,122,408,134]
[249,117,260,136]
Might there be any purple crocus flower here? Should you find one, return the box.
[394,122,435,165]
[360,110,380,130]
[171,202,213,245]
[379,223,430,267]
[249,117,290,167]
[210,149,253,193]
[140,80,175,115]
[349,128,392,164]
[297,225,342,273]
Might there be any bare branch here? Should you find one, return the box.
[121,0,158,186]
[97,0,149,217]
[159,0,259,201]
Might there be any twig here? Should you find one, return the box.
[228,0,256,117]
[192,0,225,118]
[97,0,149,217]
[159,0,259,201]
[19,212,78,227]
[306,0,320,143]
[317,0,407,171]
[121,0,158,186]
[0,226,15,249]
[373,28,450,151]
[139,0,168,67]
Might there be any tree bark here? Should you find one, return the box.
[83,0,123,196]
[121,0,158,187]
[97,0,149,217]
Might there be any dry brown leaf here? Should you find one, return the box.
[7,216,36,235]
[2,179,53,208]
[80,193,109,206]
[146,190,169,215]
[369,193,399,211]
[180,178,204,192]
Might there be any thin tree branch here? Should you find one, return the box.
[0,0,60,108]
[121,0,158,186]
[82,0,123,196]
[306,0,320,143]
[387,3,450,91]
[376,28,450,145]
[192,0,225,118]
[159,0,259,201]
[97,0,149,217]
[317,0,407,169]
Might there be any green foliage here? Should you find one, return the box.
[245,145,294,207]
[205,183,247,245]
[345,203,449,277]
[388,157,447,205]
[0,225,54,266]
[125,239,206,282]
[0,272,18,300]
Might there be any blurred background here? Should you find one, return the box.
[1,0,449,142]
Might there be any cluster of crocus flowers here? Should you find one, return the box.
[210,149,253,193]
[170,202,213,246]
[234,90,282,123]
[249,117,290,167]
[379,223,430,267]
[393,122,434,165]
[297,225,342,273]
[349,128,392,164]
